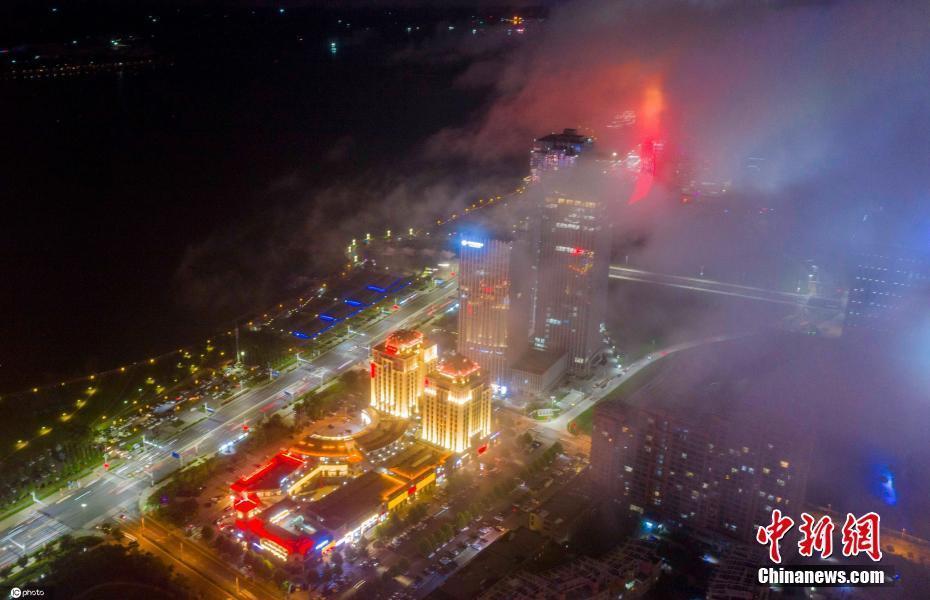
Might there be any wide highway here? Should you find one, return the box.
[0,279,458,571]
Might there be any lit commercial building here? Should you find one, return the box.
[420,355,492,453]
[531,186,610,376]
[457,234,532,387]
[590,400,812,544]
[232,444,444,560]
[370,329,438,418]
[231,452,349,561]
[230,451,346,500]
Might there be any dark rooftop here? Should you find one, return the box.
[510,348,566,375]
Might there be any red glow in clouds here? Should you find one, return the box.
[628,84,665,204]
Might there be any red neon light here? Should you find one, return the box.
[370,362,377,378]
[103,462,110,470]
[392,304,400,311]
[231,452,306,493]
[571,247,585,256]
[242,424,250,432]
[385,345,397,355]
[477,444,488,455]
[424,377,430,387]
[237,517,316,556]
[407,485,417,496]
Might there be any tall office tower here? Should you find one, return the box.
[457,232,532,388]
[420,355,492,453]
[531,181,610,375]
[590,401,812,544]
[529,128,594,182]
[370,329,437,418]
[844,249,930,338]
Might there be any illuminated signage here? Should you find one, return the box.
[461,239,485,249]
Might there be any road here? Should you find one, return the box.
[539,333,742,436]
[609,265,843,309]
[124,516,275,600]
[0,280,459,577]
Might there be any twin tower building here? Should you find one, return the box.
[458,129,611,397]
[370,329,492,454]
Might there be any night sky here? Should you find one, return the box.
[0,5,498,389]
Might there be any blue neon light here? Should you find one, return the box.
[319,314,338,322]
[292,331,309,339]
[345,299,364,307]
[461,239,485,249]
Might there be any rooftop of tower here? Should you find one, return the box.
[382,329,424,353]
[535,128,592,147]
[436,354,481,380]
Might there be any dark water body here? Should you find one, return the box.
[0,9,491,391]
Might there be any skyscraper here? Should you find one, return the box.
[457,231,532,388]
[531,182,610,375]
[844,249,930,337]
[420,354,492,453]
[370,329,438,418]
[529,128,594,182]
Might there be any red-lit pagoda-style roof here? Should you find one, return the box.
[230,452,306,494]
[382,329,424,354]
[236,516,317,557]
[437,354,480,379]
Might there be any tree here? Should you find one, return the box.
[396,558,411,574]
[200,525,215,543]
[519,432,534,447]
[17,555,28,569]
[110,525,124,541]
[407,503,428,524]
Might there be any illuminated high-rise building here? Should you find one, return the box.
[370,329,437,418]
[591,397,812,543]
[844,250,930,338]
[420,355,492,453]
[457,233,532,388]
[531,183,610,375]
[529,128,593,182]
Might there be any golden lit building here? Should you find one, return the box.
[370,329,437,418]
[420,355,492,453]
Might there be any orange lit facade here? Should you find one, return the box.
[370,329,437,418]
[420,355,491,453]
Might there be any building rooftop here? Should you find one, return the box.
[436,354,481,380]
[387,442,449,481]
[231,452,307,494]
[535,128,592,148]
[381,329,424,354]
[510,348,566,375]
[305,470,406,532]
